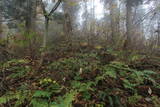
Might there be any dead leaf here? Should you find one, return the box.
[148,87,152,95]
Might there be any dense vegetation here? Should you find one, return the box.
[0,36,160,107]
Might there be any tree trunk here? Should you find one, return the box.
[83,0,89,45]
[43,18,49,51]
[158,22,160,46]
[25,0,36,32]
[39,17,49,66]
[109,0,118,45]
[0,15,2,37]
[124,0,132,50]
[0,5,2,37]
[25,0,37,58]
[62,1,73,47]
[38,0,61,67]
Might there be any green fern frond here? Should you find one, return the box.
[143,70,157,75]
[102,66,117,79]
[122,79,137,90]
[31,98,49,107]
[51,90,77,107]
[0,92,20,105]
[33,90,52,98]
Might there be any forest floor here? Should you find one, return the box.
[0,46,160,107]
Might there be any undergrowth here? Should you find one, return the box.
[0,50,160,107]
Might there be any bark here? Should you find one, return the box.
[39,17,49,66]
[83,0,90,45]
[25,0,37,58]
[158,22,160,46]
[62,0,73,46]
[109,0,118,45]
[124,0,133,50]
[0,15,2,36]
[25,0,37,32]
[64,13,72,36]
[0,5,2,37]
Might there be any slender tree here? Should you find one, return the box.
[39,0,62,66]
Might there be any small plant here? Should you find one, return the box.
[48,57,87,71]
[39,78,62,93]
[128,94,142,105]
[0,59,33,79]
[0,90,31,107]
[51,90,78,107]
[30,90,52,107]
[29,78,62,107]
[71,81,95,101]
[151,96,160,107]
[102,65,117,79]
[39,78,57,85]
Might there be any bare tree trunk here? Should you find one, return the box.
[64,13,72,41]
[124,0,132,50]
[109,0,118,45]
[62,0,73,48]
[90,0,95,45]
[83,0,89,45]
[25,0,37,58]
[158,21,160,46]
[31,0,37,31]
[39,17,49,66]
[0,15,2,37]
[117,1,121,38]
[26,0,37,32]
[26,0,32,32]
[0,6,2,37]
[44,18,49,51]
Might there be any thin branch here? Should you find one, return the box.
[134,6,159,25]
[40,0,62,18]
[48,0,62,16]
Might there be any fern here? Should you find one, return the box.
[51,90,77,107]
[129,71,144,84]
[31,98,49,107]
[0,90,32,107]
[2,59,30,68]
[8,66,32,78]
[102,66,117,79]
[71,81,95,92]
[143,70,157,75]
[30,90,52,107]
[33,90,52,98]
[14,90,30,107]
[95,75,106,84]
[59,90,77,107]
[0,92,20,105]
[122,79,137,90]
[128,94,142,104]
[0,59,32,79]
